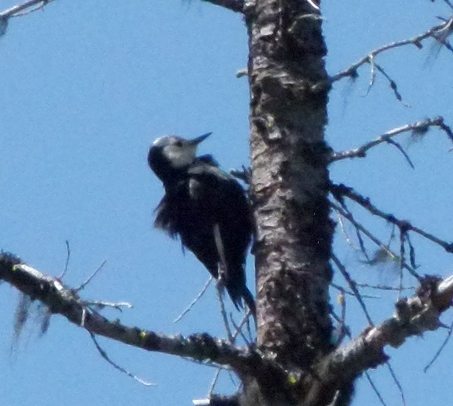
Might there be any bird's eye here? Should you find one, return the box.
[174,141,183,147]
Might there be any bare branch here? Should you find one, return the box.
[308,274,453,400]
[332,254,374,326]
[0,253,256,372]
[330,117,452,162]
[216,283,234,342]
[89,332,155,386]
[330,200,421,280]
[328,17,453,84]
[365,372,388,406]
[76,259,107,291]
[58,240,71,279]
[174,277,213,323]
[331,183,453,254]
[355,283,415,292]
[385,362,406,406]
[0,0,53,19]
[372,62,407,104]
[83,300,133,312]
[424,317,453,372]
[442,0,453,9]
[201,0,244,13]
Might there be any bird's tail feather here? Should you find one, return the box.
[227,283,256,324]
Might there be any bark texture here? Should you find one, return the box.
[246,0,332,367]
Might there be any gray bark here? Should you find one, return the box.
[243,0,338,403]
[247,0,332,373]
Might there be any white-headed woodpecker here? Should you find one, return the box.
[148,133,256,318]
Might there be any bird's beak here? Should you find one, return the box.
[189,132,212,146]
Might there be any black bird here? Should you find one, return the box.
[148,133,255,317]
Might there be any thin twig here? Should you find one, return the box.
[174,277,213,323]
[331,183,453,254]
[330,117,450,162]
[326,17,453,85]
[398,230,410,299]
[216,284,233,342]
[332,254,374,326]
[374,63,407,104]
[337,213,359,251]
[0,0,52,18]
[385,362,406,406]
[207,368,222,397]
[207,307,252,396]
[332,302,388,406]
[445,0,453,9]
[436,0,453,10]
[355,282,415,292]
[332,203,393,260]
[59,240,71,279]
[337,288,347,345]
[84,300,133,312]
[330,201,421,280]
[76,260,107,291]
[331,282,379,299]
[365,372,388,406]
[424,318,453,372]
[384,138,414,168]
[336,208,371,260]
[89,332,155,386]
[229,313,251,346]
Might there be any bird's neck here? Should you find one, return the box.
[157,165,189,187]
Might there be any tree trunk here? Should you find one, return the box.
[244,0,337,403]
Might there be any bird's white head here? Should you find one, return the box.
[151,133,211,169]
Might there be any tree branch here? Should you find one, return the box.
[311,16,453,93]
[0,0,53,19]
[330,200,421,280]
[330,116,453,162]
[330,16,453,84]
[305,275,453,404]
[0,252,256,372]
[201,0,244,13]
[330,183,453,254]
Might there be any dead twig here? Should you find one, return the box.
[331,183,453,254]
[76,260,107,292]
[326,17,453,85]
[424,318,453,372]
[174,277,213,323]
[0,0,53,19]
[83,300,133,312]
[330,200,421,280]
[332,254,374,326]
[59,240,71,280]
[89,332,155,386]
[385,362,406,406]
[330,117,452,162]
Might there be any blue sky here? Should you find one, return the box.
[0,0,452,405]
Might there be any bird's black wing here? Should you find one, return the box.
[187,161,253,310]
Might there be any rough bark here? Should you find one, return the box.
[246,0,332,368]
[242,0,336,403]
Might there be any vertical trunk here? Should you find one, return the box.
[246,0,333,378]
